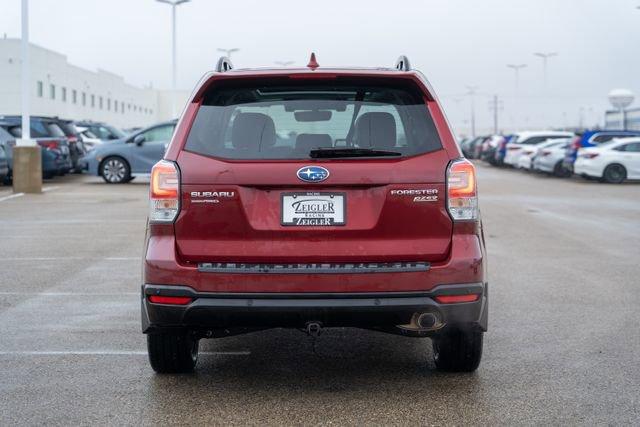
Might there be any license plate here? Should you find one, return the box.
[281,192,345,226]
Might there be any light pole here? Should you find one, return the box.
[507,64,526,129]
[533,52,557,89]
[465,85,478,137]
[13,0,41,193]
[506,64,527,94]
[218,48,240,60]
[275,61,294,67]
[156,0,191,118]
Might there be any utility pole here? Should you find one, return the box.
[156,0,191,118]
[465,85,478,137]
[533,52,557,89]
[488,95,502,134]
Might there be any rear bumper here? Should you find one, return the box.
[141,282,488,336]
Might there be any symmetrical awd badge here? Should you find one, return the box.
[297,166,330,182]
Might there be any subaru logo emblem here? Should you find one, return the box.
[297,166,329,182]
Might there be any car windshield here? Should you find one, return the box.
[185,83,443,159]
[106,125,126,139]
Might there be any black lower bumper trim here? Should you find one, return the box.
[141,283,488,335]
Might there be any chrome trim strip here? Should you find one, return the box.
[197,262,430,274]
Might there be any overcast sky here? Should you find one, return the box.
[1,0,639,135]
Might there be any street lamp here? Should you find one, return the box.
[533,52,557,88]
[13,0,41,193]
[465,85,478,137]
[218,48,240,60]
[156,0,191,118]
[275,61,295,67]
[506,64,527,93]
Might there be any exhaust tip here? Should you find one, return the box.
[417,312,438,329]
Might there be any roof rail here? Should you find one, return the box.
[216,56,234,72]
[395,55,411,71]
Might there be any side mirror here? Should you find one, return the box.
[133,135,146,145]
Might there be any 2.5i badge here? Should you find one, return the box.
[281,192,345,226]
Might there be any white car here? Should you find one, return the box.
[532,138,572,176]
[574,138,640,183]
[76,126,102,150]
[517,139,568,170]
[504,131,575,167]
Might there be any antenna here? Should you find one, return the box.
[215,56,233,72]
[395,55,411,71]
[307,52,319,69]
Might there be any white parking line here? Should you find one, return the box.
[0,192,24,203]
[42,186,60,193]
[0,350,250,356]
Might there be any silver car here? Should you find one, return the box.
[80,120,176,183]
[532,138,572,177]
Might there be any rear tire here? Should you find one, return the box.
[553,161,569,178]
[147,333,199,374]
[100,156,131,184]
[432,329,483,372]
[602,164,626,184]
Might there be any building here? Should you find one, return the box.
[0,38,189,129]
[604,108,640,131]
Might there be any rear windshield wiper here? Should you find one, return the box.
[309,148,402,159]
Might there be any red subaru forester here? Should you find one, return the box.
[142,55,487,373]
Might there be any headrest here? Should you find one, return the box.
[295,133,333,153]
[355,112,397,149]
[231,112,276,150]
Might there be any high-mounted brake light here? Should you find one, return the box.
[149,160,179,223]
[447,159,478,221]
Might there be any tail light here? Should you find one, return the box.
[541,150,551,156]
[579,152,600,159]
[447,158,478,221]
[38,140,59,150]
[149,160,179,223]
[507,145,521,151]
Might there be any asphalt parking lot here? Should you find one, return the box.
[1,164,639,425]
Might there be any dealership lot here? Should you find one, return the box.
[0,164,639,425]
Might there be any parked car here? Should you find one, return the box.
[562,130,640,174]
[503,131,574,167]
[516,138,569,170]
[480,135,505,165]
[0,116,73,179]
[80,120,176,183]
[574,137,640,183]
[493,134,514,166]
[75,121,126,148]
[461,136,485,159]
[141,55,488,374]
[532,138,572,177]
[0,128,11,183]
[54,118,87,173]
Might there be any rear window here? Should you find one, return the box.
[185,82,442,159]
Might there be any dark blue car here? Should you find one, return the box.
[0,116,73,180]
[562,130,640,172]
